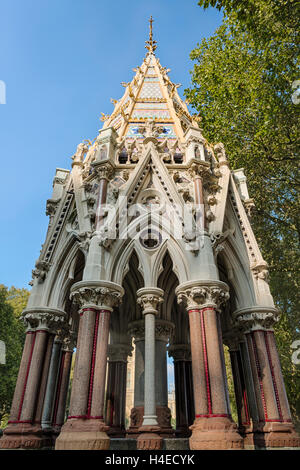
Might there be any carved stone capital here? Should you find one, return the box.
[128,319,174,343]
[155,320,174,342]
[92,161,115,181]
[107,343,133,362]
[21,307,67,334]
[233,306,280,333]
[176,280,229,312]
[70,280,124,312]
[168,344,191,361]
[128,320,145,342]
[188,160,211,180]
[136,287,164,315]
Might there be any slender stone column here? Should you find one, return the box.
[127,319,174,438]
[176,281,244,450]
[51,342,74,438]
[154,321,174,437]
[94,161,114,231]
[234,307,300,448]
[105,344,132,436]
[41,338,62,433]
[225,337,251,433]
[0,308,66,449]
[168,344,194,437]
[136,287,164,450]
[126,325,145,437]
[55,280,124,450]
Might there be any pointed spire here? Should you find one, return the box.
[145,16,157,53]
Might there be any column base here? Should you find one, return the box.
[55,418,110,450]
[0,422,52,449]
[137,425,163,450]
[245,422,300,449]
[127,406,174,438]
[189,416,244,450]
[107,426,126,438]
[175,426,192,438]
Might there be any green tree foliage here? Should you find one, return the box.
[185,1,299,423]
[0,285,29,428]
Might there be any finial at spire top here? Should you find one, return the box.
[145,16,157,53]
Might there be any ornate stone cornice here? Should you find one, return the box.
[233,306,280,333]
[136,287,164,316]
[70,280,124,312]
[175,280,229,312]
[21,307,67,334]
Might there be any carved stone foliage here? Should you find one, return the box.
[137,288,164,315]
[233,307,280,333]
[176,281,229,311]
[91,161,115,181]
[128,319,174,343]
[70,281,124,311]
[22,308,67,333]
[188,161,211,180]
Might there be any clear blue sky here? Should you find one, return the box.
[0,0,222,289]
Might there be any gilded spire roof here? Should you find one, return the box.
[102,17,194,143]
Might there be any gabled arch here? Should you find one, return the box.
[44,233,85,308]
[216,237,256,310]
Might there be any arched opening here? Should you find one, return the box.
[158,252,194,437]
[217,253,251,432]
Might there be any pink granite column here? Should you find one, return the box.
[0,330,52,449]
[52,349,73,439]
[188,306,243,449]
[246,329,300,447]
[55,280,123,450]
[176,281,243,450]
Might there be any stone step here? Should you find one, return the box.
[109,438,190,451]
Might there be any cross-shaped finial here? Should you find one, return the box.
[145,16,157,52]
